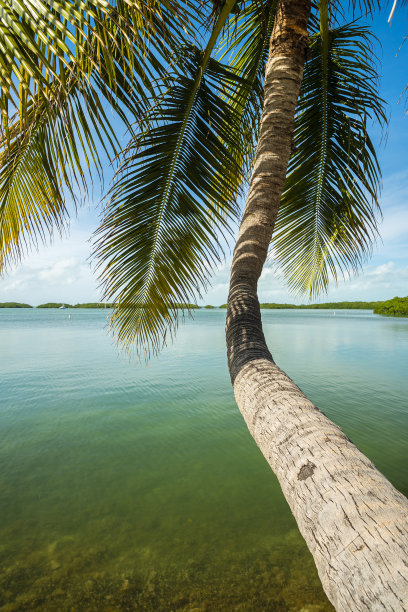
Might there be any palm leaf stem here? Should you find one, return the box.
[137,0,239,316]
[310,0,329,294]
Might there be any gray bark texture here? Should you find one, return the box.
[226,0,408,610]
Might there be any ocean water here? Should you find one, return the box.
[0,308,407,611]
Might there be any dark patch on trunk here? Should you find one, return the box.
[298,461,316,481]
[226,283,274,384]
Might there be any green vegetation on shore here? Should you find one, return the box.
[73,303,114,309]
[260,303,297,309]
[37,303,73,308]
[0,302,32,308]
[175,303,201,309]
[35,302,199,309]
[373,297,408,317]
[300,301,382,310]
[297,301,382,310]
[4,300,408,317]
[37,303,114,308]
[220,301,382,310]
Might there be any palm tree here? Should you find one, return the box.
[1,0,407,609]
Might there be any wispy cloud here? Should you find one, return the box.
[0,208,101,305]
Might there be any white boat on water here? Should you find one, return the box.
[59,304,66,309]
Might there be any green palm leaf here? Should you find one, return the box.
[0,0,197,272]
[0,0,106,119]
[94,0,247,357]
[0,76,116,270]
[273,18,387,297]
[0,0,194,129]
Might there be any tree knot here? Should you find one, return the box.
[297,461,316,481]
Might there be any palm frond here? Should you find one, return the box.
[0,0,201,271]
[0,0,196,130]
[0,0,106,119]
[94,0,245,357]
[273,19,387,298]
[0,75,116,270]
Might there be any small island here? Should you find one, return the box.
[37,302,114,309]
[0,302,33,308]
[73,303,115,309]
[37,303,74,308]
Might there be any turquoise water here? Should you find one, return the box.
[0,308,407,611]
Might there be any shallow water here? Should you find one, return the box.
[0,308,407,611]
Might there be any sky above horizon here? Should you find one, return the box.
[1,6,408,307]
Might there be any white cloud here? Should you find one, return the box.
[37,258,84,283]
[368,261,395,277]
[202,257,408,306]
[0,208,101,305]
[0,255,98,305]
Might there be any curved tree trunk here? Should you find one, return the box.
[226,0,408,609]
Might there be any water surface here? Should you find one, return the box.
[0,309,407,611]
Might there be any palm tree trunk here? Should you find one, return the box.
[226,0,408,610]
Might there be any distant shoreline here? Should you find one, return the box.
[1,297,407,317]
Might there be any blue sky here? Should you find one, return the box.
[1,5,407,306]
